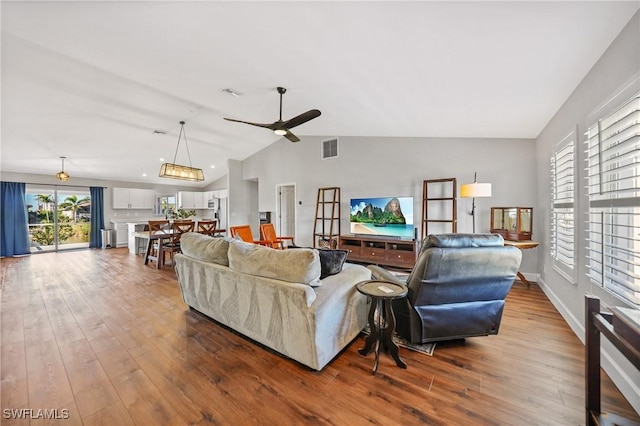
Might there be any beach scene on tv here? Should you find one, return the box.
[350,196,414,238]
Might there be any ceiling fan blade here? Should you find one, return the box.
[223,117,273,129]
[284,130,300,143]
[283,109,321,129]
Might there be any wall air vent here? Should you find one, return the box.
[322,138,338,159]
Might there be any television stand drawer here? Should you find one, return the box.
[386,250,416,264]
[361,248,385,261]
[341,246,362,257]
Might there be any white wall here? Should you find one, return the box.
[226,159,259,236]
[535,11,639,412]
[239,135,537,275]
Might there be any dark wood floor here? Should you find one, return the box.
[1,248,638,425]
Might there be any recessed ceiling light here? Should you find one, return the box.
[210,165,216,168]
[159,158,165,162]
[142,173,147,177]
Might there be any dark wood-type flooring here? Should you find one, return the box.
[1,248,638,425]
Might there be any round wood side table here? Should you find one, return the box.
[356,279,408,375]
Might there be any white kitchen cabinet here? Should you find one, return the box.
[210,189,228,199]
[113,222,128,247]
[113,188,155,209]
[178,191,196,209]
[194,192,206,209]
[113,188,131,209]
[203,191,215,208]
[178,191,223,210]
[130,189,155,209]
[178,191,208,209]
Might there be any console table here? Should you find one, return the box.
[338,235,416,269]
[503,239,539,286]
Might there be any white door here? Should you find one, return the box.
[278,185,296,239]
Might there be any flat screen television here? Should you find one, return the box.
[350,196,414,239]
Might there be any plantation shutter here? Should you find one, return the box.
[550,131,575,280]
[585,93,640,308]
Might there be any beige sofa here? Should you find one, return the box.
[174,232,371,370]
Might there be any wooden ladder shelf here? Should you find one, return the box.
[422,178,457,241]
[313,187,341,248]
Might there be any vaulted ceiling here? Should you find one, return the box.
[2,1,638,186]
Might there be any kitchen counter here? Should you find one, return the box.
[109,218,158,248]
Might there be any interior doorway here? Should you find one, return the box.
[276,184,296,241]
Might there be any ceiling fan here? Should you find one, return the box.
[224,87,321,142]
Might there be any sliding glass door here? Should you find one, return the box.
[26,185,91,252]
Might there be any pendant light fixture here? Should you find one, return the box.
[56,156,70,181]
[159,120,204,182]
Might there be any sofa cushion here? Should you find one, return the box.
[179,232,233,266]
[228,240,322,286]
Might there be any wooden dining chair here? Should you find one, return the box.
[163,220,195,267]
[229,225,270,246]
[260,223,295,249]
[197,220,217,236]
[145,220,170,268]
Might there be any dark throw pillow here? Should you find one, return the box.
[288,247,349,279]
[317,249,348,279]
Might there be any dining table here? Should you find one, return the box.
[133,229,228,268]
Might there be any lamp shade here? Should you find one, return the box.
[460,182,492,198]
[159,163,204,181]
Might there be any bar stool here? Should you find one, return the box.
[145,220,169,268]
[137,224,149,254]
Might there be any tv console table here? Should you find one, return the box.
[338,235,417,269]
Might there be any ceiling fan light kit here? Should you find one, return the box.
[159,121,204,182]
[224,86,321,143]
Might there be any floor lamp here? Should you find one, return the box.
[460,172,492,233]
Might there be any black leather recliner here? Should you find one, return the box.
[369,233,522,344]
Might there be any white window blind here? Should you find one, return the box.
[585,93,640,308]
[550,131,575,280]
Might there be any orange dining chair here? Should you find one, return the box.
[197,220,217,236]
[162,220,195,267]
[229,225,270,246]
[260,223,295,249]
[145,220,170,268]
